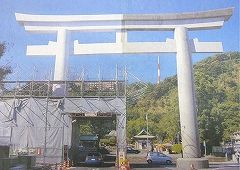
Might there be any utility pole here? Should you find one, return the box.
[157,56,160,84]
[146,113,149,151]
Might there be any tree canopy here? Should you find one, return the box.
[0,42,11,81]
[127,52,240,151]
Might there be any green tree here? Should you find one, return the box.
[0,42,12,94]
[79,118,115,139]
[127,52,240,152]
[0,42,11,81]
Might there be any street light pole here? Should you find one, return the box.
[146,113,149,151]
[203,140,207,157]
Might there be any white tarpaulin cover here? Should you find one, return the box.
[0,98,71,164]
[0,97,126,164]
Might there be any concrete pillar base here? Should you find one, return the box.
[177,158,209,170]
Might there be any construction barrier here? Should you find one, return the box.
[52,160,71,170]
[118,159,131,170]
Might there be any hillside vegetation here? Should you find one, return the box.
[127,52,240,150]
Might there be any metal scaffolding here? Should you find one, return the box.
[0,79,126,165]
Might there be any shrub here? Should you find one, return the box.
[171,144,182,154]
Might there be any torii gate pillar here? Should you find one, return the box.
[175,27,200,157]
[53,29,70,95]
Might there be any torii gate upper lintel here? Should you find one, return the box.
[15,7,233,168]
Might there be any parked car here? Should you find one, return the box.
[146,152,172,164]
[85,152,104,166]
[127,147,140,154]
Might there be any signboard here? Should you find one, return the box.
[70,112,112,117]
[97,112,112,117]
[36,147,42,155]
[119,151,124,166]
[212,146,224,153]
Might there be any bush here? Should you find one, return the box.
[171,144,182,154]
[100,136,116,146]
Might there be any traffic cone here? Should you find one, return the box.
[60,163,63,170]
[54,163,58,170]
[67,160,70,168]
[63,161,66,169]
[120,165,126,170]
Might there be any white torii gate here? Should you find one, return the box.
[16,7,233,169]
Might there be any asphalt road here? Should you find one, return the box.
[69,152,240,170]
[70,163,240,170]
[70,163,176,170]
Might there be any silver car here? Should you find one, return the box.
[146,152,172,164]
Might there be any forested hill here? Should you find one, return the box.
[127,52,240,148]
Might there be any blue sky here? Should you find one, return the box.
[0,0,239,83]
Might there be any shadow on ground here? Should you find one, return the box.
[130,163,176,169]
[73,162,176,169]
[74,162,115,168]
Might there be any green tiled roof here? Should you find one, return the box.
[80,135,98,141]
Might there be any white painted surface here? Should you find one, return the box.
[21,21,225,33]
[73,38,223,55]
[157,56,160,84]
[54,29,70,81]
[190,38,223,53]
[27,41,58,56]
[175,26,201,158]
[52,29,70,95]
[26,38,222,56]
[74,40,176,54]
[15,8,233,32]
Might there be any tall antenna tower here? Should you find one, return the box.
[157,56,161,84]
